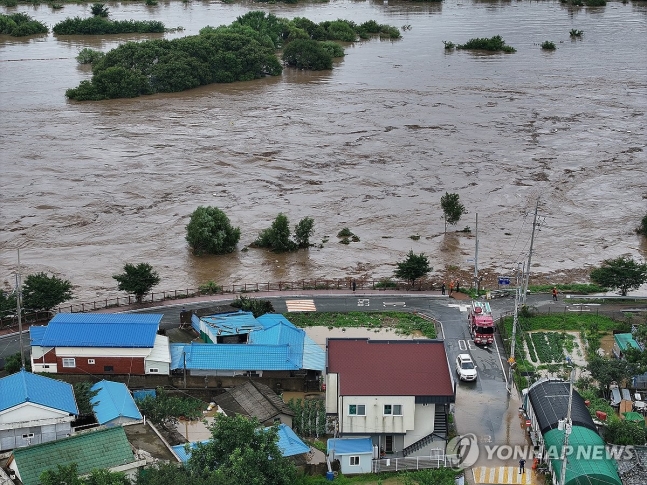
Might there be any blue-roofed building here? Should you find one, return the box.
[31,313,170,376]
[0,369,78,451]
[328,438,374,474]
[171,424,309,463]
[91,380,142,427]
[171,312,325,378]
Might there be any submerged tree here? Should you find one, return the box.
[186,206,241,255]
[440,192,467,233]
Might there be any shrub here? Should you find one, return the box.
[570,29,583,38]
[457,35,516,53]
[636,213,647,236]
[0,13,48,36]
[443,40,455,49]
[337,227,353,238]
[541,40,556,50]
[319,41,345,58]
[322,20,357,42]
[198,281,221,294]
[90,3,109,17]
[282,39,332,70]
[53,17,165,35]
[76,48,104,64]
[255,213,297,252]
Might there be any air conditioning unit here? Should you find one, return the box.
[10,472,17,479]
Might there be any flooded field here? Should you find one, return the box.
[1,0,646,300]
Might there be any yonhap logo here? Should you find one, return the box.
[446,433,479,470]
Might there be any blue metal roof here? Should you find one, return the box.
[132,389,156,401]
[328,438,373,455]
[276,423,310,456]
[170,342,300,371]
[0,369,78,415]
[29,326,47,346]
[198,311,260,337]
[302,334,326,371]
[91,380,142,425]
[171,424,307,462]
[39,313,162,347]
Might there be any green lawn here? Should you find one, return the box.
[285,311,437,339]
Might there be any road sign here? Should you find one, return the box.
[498,277,511,285]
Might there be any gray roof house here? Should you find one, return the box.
[215,380,294,427]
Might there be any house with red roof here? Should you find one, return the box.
[325,339,455,458]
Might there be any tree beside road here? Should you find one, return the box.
[589,256,647,296]
[112,263,160,303]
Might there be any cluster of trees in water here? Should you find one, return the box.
[66,12,400,101]
[53,16,165,35]
[0,12,47,36]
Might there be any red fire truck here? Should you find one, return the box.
[468,301,495,346]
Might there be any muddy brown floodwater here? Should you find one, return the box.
[1,1,646,301]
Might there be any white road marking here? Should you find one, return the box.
[448,304,470,312]
[383,302,406,307]
[472,466,532,484]
[357,299,370,307]
[285,299,316,312]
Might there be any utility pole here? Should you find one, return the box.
[560,366,575,485]
[16,249,25,369]
[522,199,540,305]
[474,213,479,292]
[508,286,520,392]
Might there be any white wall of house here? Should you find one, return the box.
[404,403,436,448]
[326,373,338,413]
[56,347,150,358]
[145,335,170,375]
[338,396,415,435]
[0,403,70,425]
[31,362,58,373]
[334,452,373,475]
[1,421,73,451]
[30,346,52,360]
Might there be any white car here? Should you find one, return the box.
[456,354,477,382]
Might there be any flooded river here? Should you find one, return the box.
[1,0,646,300]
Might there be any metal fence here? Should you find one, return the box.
[372,450,454,473]
[53,278,440,314]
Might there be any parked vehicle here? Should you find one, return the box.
[455,354,477,381]
[468,301,495,346]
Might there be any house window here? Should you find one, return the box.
[350,456,360,466]
[149,368,159,373]
[43,365,50,369]
[384,404,403,416]
[348,404,365,416]
[104,365,114,372]
[22,433,34,439]
[62,358,76,368]
[385,436,394,453]
[88,359,95,365]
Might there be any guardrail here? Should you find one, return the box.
[565,295,647,301]
[54,278,441,314]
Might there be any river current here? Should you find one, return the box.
[1,0,646,300]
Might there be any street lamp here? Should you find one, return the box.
[559,364,575,485]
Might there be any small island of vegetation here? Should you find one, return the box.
[456,35,516,53]
[66,11,401,101]
[53,3,165,35]
[0,13,48,37]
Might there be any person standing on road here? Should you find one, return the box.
[456,281,460,293]
[519,458,526,474]
[449,281,454,296]
[552,287,558,301]
[441,283,446,295]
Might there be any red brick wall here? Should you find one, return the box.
[57,356,145,375]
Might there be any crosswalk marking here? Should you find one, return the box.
[472,466,532,484]
[285,299,316,312]
[448,304,470,312]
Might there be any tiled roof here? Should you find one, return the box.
[11,426,136,485]
[326,339,454,398]
[170,342,301,371]
[327,438,373,455]
[216,381,294,422]
[0,369,78,415]
[91,380,142,425]
[38,313,162,348]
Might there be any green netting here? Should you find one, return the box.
[543,426,622,485]
[623,412,646,427]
